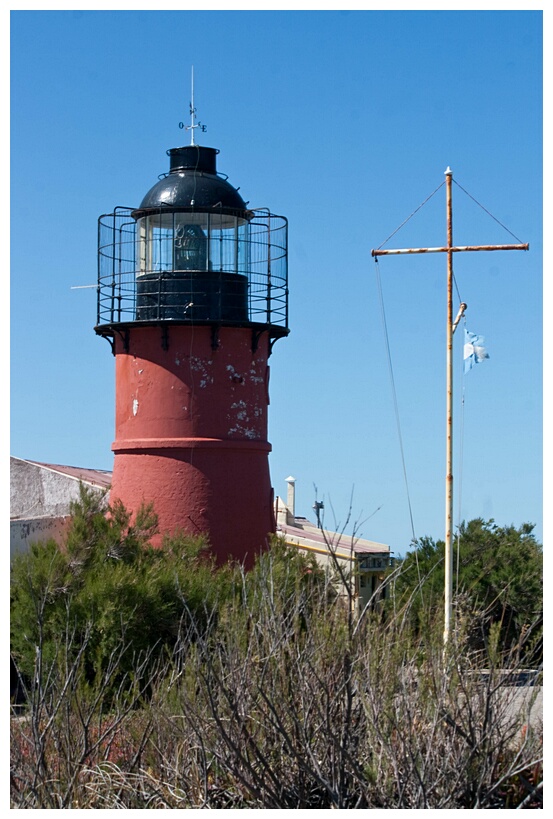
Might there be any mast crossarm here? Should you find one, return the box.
[372,243,528,257]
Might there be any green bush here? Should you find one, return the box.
[389,519,543,663]
[10,507,543,808]
[10,484,234,701]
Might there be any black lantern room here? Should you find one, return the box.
[96,143,288,346]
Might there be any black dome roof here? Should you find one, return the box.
[134,145,248,216]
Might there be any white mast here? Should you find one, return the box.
[372,170,528,649]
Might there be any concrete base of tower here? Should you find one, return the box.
[110,440,275,567]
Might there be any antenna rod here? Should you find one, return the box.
[182,65,207,145]
[444,167,454,651]
[190,65,195,145]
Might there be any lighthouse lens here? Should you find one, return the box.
[136,213,248,277]
[174,224,208,271]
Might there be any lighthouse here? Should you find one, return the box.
[95,123,288,566]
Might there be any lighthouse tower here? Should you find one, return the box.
[95,125,288,565]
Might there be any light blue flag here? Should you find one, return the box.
[464,329,489,374]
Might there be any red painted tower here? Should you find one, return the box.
[95,134,288,565]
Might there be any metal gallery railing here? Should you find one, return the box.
[97,206,288,331]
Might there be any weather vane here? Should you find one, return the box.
[179,65,207,145]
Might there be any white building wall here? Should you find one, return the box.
[10,458,96,519]
[10,517,72,560]
[10,458,109,558]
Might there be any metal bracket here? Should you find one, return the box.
[268,336,280,358]
[211,325,221,351]
[113,327,130,353]
[251,328,265,355]
[102,334,116,356]
[452,302,468,335]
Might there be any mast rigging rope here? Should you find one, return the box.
[374,257,418,548]
[453,179,525,245]
[375,181,445,252]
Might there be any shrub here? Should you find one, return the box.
[10,484,233,703]
[10,504,543,808]
[389,519,542,664]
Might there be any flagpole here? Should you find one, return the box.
[371,174,528,653]
[444,167,454,649]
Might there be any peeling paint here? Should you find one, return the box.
[190,356,214,389]
[132,399,139,416]
[249,367,264,384]
[190,357,206,372]
[230,400,248,421]
[228,425,259,440]
[226,364,245,384]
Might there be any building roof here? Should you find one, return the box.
[278,518,389,559]
[18,459,113,489]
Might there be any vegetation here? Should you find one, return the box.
[11,486,239,703]
[10,491,543,808]
[391,519,543,664]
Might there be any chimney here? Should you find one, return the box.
[286,475,296,521]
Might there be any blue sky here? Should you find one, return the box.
[9,8,543,557]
